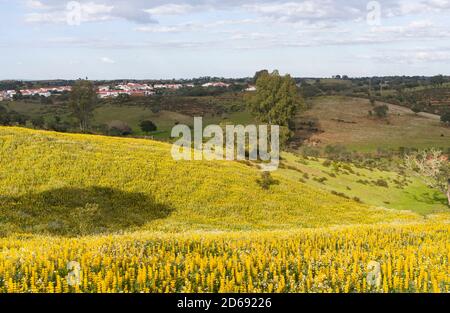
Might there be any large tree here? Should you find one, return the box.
[69,80,97,132]
[404,149,450,206]
[247,70,303,128]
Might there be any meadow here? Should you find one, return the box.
[0,126,449,293]
[299,96,450,152]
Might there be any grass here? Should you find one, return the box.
[0,126,423,236]
[278,153,449,215]
[93,103,254,139]
[299,96,450,152]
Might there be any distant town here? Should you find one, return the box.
[0,81,257,101]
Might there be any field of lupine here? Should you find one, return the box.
[1,127,449,293]
[1,223,449,293]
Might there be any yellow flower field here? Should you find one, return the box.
[1,127,449,293]
[1,223,449,293]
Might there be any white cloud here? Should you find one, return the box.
[25,0,47,9]
[24,0,154,24]
[364,48,450,64]
[145,4,195,15]
[100,57,115,64]
[25,2,115,24]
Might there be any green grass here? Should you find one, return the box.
[93,104,254,139]
[278,153,449,215]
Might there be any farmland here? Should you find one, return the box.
[295,96,450,152]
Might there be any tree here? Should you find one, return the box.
[256,171,279,190]
[441,111,450,125]
[411,102,425,114]
[69,80,97,132]
[430,75,444,87]
[404,149,450,206]
[116,93,130,104]
[373,105,389,118]
[31,116,45,128]
[107,120,132,136]
[0,106,10,125]
[247,70,303,128]
[139,120,157,133]
[253,69,269,84]
[8,111,27,125]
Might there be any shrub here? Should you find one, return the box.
[373,105,389,118]
[139,120,157,133]
[375,179,389,188]
[108,120,132,136]
[256,172,279,190]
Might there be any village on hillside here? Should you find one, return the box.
[0,81,253,101]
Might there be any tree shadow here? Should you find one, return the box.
[0,187,174,236]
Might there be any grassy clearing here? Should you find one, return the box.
[93,104,254,139]
[299,96,450,152]
[278,153,448,215]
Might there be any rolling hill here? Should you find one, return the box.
[0,126,421,236]
[1,126,449,293]
[297,96,450,151]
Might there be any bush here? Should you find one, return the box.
[108,120,132,136]
[139,120,157,133]
[373,105,389,118]
[31,116,45,129]
[256,172,279,190]
[441,111,450,125]
[375,179,389,188]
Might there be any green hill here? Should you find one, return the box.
[0,126,420,236]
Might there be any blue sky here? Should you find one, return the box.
[1,0,450,79]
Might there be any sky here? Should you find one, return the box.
[1,0,450,79]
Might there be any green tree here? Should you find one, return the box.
[430,74,444,87]
[247,70,303,128]
[373,105,389,118]
[411,102,425,114]
[405,149,450,206]
[31,116,45,128]
[139,120,157,133]
[107,120,132,136]
[69,80,97,132]
[253,69,269,84]
[441,111,450,125]
[256,171,279,190]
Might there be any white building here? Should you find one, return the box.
[202,82,230,88]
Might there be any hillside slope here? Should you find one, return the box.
[298,96,450,151]
[0,127,421,236]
